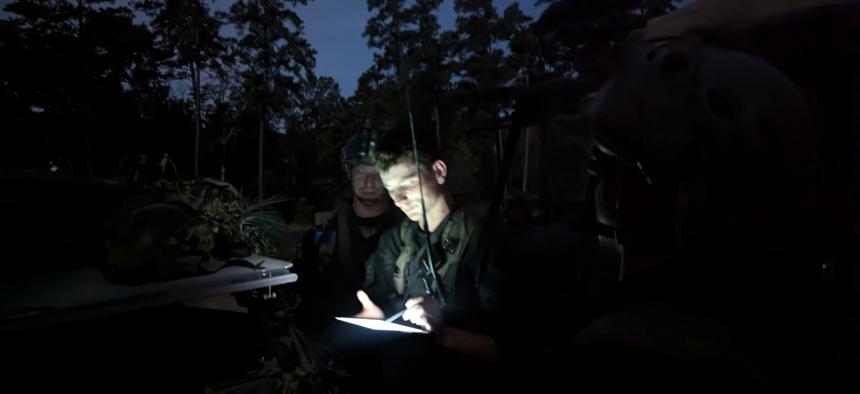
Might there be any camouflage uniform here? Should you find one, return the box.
[361,208,504,393]
[302,198,403,317]
[363,208,501,336]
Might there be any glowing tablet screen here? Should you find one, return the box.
[335,317,428,334]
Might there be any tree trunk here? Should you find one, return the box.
[83,117,94,178]
[261,13,270,200]
[221,136,227,182]
[192,61,202,177]
[258,111,265,199]
[78,0,93,177]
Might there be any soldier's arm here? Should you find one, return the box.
[404,225,502,360]
[436,326,501,360]
[456,222,504,359]
[402,294,501,360]
[361,226,402,314]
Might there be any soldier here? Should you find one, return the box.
[353,130,503,393]
[301,129,404,318]
[565,32,860,393]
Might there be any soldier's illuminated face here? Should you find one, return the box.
[379,159,447,227]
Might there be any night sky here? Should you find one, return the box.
[211,0,549,96]
[286,0,548,96]
[0,0,548,97]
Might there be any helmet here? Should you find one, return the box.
[340,128,378,178]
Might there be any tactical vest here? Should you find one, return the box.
[391,209,477,298]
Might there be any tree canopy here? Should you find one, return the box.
[0,0,679,200]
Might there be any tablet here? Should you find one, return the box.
[335,317,428,334]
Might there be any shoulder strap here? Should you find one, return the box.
[434,209,477,295]
[392,219,416,294]
[333,202,352,269]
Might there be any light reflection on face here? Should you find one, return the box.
[380,160,444,226]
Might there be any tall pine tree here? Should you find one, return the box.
[359,0,445,130]
[224,0,316,198]
[140,0,223,177]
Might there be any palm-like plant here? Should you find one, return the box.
[201,194,288,255]
[238,195,289,255]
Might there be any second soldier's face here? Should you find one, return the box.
[379,159,444,226]
[351,164,385,204]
